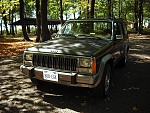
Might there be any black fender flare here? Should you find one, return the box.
[93,54,112,87]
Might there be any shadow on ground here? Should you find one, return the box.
[0,34,150,113]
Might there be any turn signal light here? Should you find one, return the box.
[92,59,96,74]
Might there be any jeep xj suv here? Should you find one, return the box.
[20,18,129,98]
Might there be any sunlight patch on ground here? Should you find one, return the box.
[54,108,80,113]
[129,54,150,62]
[129,34,150,38]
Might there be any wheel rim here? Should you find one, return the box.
[105,68,111,94]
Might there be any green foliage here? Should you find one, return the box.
[48,0,60,19]
[24,0,36,17]
[143,2,150,18]
[95,0,108,18]
[1,0,150,20]
[1,0,150,35]
[0,0,19,14]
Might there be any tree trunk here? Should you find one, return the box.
[107,0,111,18]
[60,0,63,25]
[11,9,15,35]
[19,0,31,41]
[138,0,143,34]
[74,13,76,19]
[87,0,90,18]
[41,0,50,42]
[9,10,11,34]
[90,0,95,18]
[90,0,95,32]
[119,0,121,18]
[15,16,17,34]
[0,19,3,35]
[36,0,41,42]
[134,0,138,31]
[66,13,67,20]
[2,10,9,35]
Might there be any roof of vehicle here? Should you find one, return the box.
[9,18,66,25]
[68,18,126,23]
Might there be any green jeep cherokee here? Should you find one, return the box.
[20,18,129,98]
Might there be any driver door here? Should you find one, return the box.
[112,22,125,66]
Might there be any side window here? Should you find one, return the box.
[114,22,123,40]
[122,23,128,37]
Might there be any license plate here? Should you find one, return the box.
[43,71,58,82]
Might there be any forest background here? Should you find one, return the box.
[0,0,150,42]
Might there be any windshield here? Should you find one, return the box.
[57,20,112,39]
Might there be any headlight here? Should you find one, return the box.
[24,53,33,61]
[78,58,96,74]
[79,58,91,67]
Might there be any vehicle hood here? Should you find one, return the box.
[26,38,111,56]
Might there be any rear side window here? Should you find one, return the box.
[114,22,124,39]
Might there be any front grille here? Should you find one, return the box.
[32,54,77,71]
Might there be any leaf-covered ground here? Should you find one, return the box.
[0,37,36,57]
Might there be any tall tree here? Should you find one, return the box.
[90,0,95,18]
[35,0,41,42]
[10,9,15,35]
[41,0,50,42]
[2,10,9,35]
[138,0,143,34]
[0,19,3,35]
[19,0,31,41]
[87,0,90,18]
[134,0,138,31]
[118,0,121,18]
[60,0,63,25]
[107,0,112,18]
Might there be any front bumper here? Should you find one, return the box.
[20,65,98,88]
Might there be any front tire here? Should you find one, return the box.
[93,64,111,98]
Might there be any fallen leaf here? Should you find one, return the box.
[0,95,8,100]
[128,87,140,90]
[60,102,65,104]
[0,37,36,57]
[81,102,87,106]
[33,99,42,104]
[133,106,138,111]
[104,97,110,101]
[106,107,109,110]
[13,101,20,105]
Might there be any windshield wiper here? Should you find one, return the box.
[77,34,101,40]
[91,36,102,40]
[57,34,101,39]
[58,34,77,38]
[76,34,88,37]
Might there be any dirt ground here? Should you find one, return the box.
[0,34,150,113]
